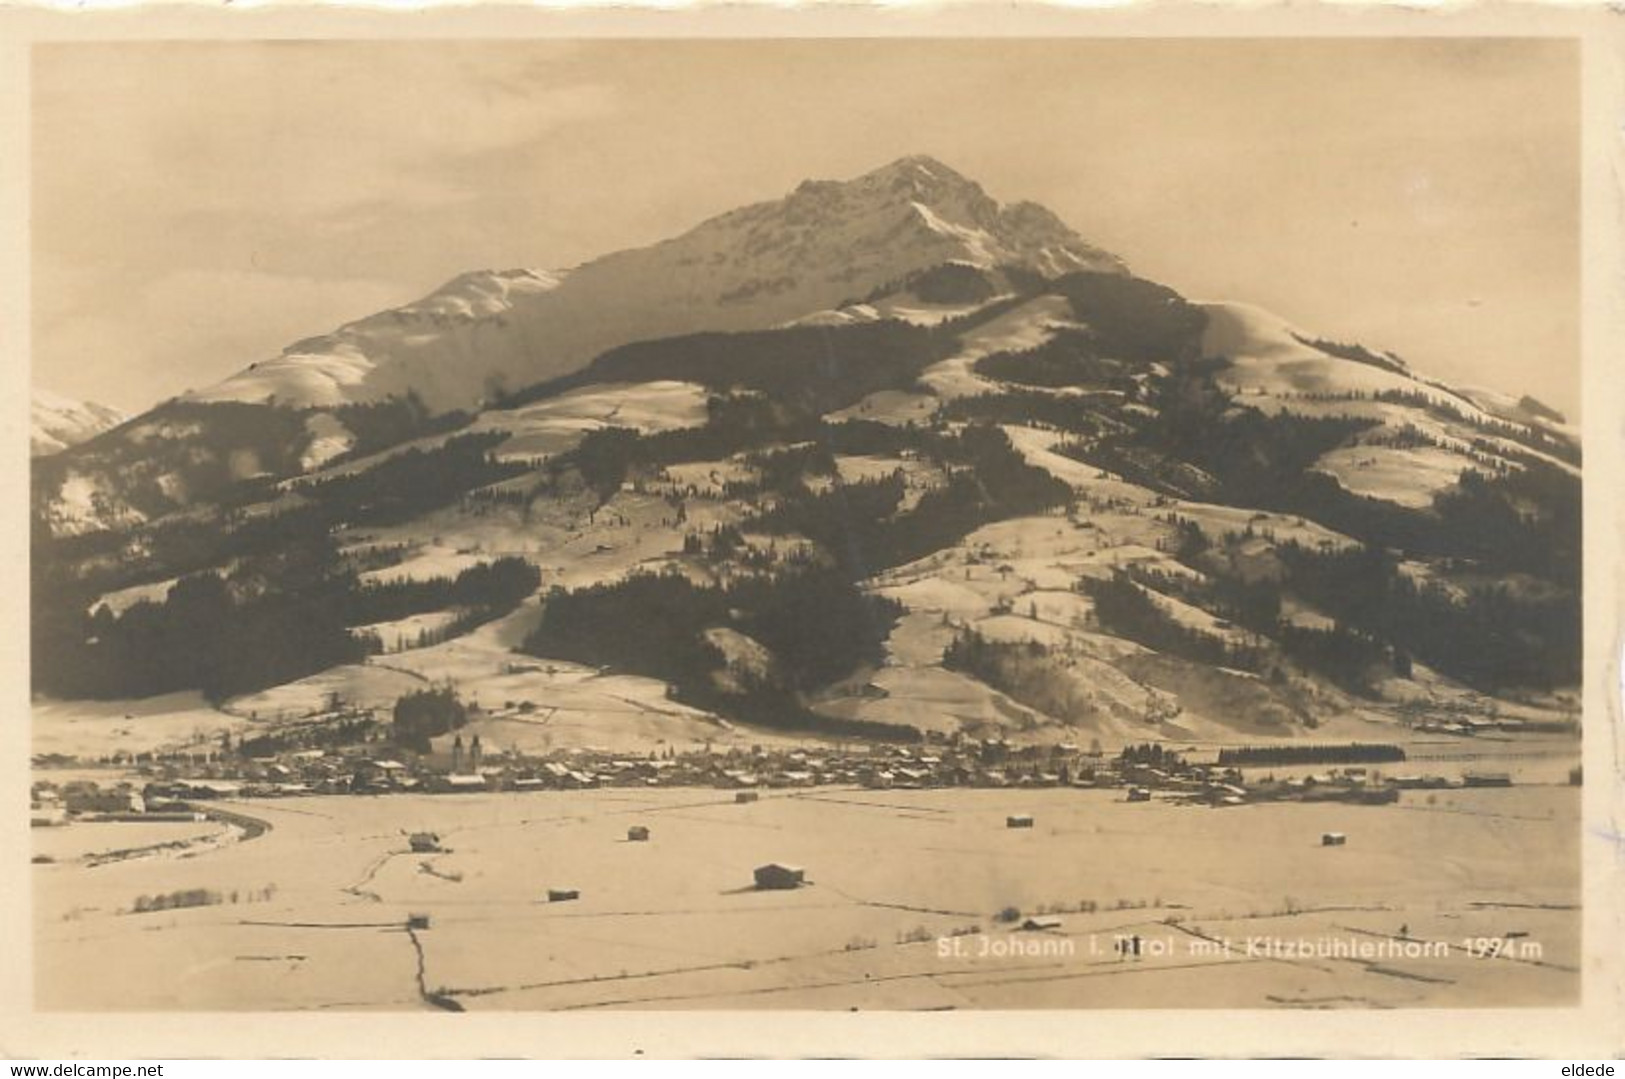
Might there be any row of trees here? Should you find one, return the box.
[1082,573,1265,674]
[1118,743,1188,767]
[35,542,543,702]
[510,318,957,418]
[35,568,369,703]
[745,424,1073,576]
[1047,272,1209,364]
[1276,540,1580,693]
[941,629,1102,725]
[1216,743,1404,766]
[941,388,1119,437]
[347,556,540,626]
[973,327,1142,391]
[295,432,525,527]
[519,566,909,738]
[1092,565,1402,696]
[328,392,473,467]
[392,686,468,753]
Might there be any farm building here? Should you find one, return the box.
[547,888,580,903]
[1322,832,1347,847]
[627,826,650,842]
[735,791,760,804]
[1006,814,1035,829]
[408,832,442,853]
[162,779,241,801]
[1127,787,1152,803]
[60,782,144,815]
[1463,771,1513,788]
[1019,916,1063,932]
[753,863,805,890]
[432,773,488,794]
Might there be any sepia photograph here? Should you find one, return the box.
[7,16,1623,1058]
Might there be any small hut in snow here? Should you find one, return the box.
[753,863,805,890]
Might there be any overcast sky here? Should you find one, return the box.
[32,38,1579,418]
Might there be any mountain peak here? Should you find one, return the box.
[31,387,125,456]
[856,153,976,188]
[746,156,1127,279]
[785,155,978,208]
[179,154,1126,413]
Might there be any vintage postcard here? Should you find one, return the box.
[1,4,1621,1060]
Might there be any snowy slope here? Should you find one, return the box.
[1198,300,1577,507]
[1200,301,1520,430]
[186,156,1126,413]
[184,269,564,410]
[31,388,125,456]
[30,159,1581,748]
[1455,384,1577,443]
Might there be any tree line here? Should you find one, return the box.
[1217,743,1405,766]
[520,566,912,739]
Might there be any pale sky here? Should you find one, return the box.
[32,38,1579,418]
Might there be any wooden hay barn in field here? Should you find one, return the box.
[753,863,805,890]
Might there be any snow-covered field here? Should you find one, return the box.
[999,425,1157,506]
[827,388,938,425]
[354,610,468,654]
[842,510,1228,739]
[292,380,712,491]
[33,692,253,760]
[469,380,710,463]
[198,602,749,753]
[792,291,1004,330]
[34,818,233,864]
[1313,444,1470,509]
[34,784,1580,1010]
[299,413,356,471]
[222,665,430,722]
[919,295,1076,402]
[358,547,489,587]
[1196,300,1574,508]
[45,469,148,536]
[91,576,181,616]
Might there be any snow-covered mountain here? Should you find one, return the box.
[31,388,125,456]
[30,152,1581,758]
[185,155,1125,413]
